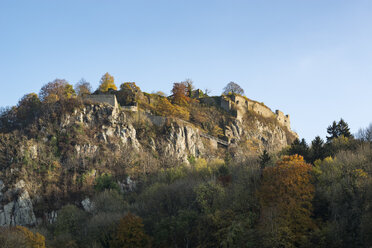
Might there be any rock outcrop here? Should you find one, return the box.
[0,101,296,227]
[0,180,36,226]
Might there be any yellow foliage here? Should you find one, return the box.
[155,97,190,120]
[99,72,117,92]
[16,226,45,248]
[353,168,368,178]
[194,158,208,171]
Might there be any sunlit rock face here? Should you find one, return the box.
[0,101,295,227]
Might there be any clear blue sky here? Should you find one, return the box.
[1,0,372,142]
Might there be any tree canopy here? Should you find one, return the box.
[223,81,244,95]
[98,73,117,92]
[75,78,92,96]
[39,79,75,102]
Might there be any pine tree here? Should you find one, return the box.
[327,121,339,142]
[309,136,325,163]
[289,138,309,161]
[259,149,271,168]
[337,118,352,138]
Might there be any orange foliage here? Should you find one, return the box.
[171,82,190,106]
[110,212,151,248]
[258,155,315,245]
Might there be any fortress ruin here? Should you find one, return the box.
[220,95,291,129]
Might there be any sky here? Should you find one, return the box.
[1,0,372,142]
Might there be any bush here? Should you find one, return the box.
[94,173,120,192]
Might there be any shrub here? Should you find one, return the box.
[94,173,120,192]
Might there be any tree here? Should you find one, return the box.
[39,79,76,102]
[288,138,309,161]
[110,213,151,248]
[337,118,351,138]
[16,93,41,124]
[16,226,46,248]
[118,82,142,105]
[94,173,120,192]
[184,79,194,97]
[356,123,372,142]
[258,155,315,247]
[54,204,87,239]
[309,136,325,163]
[327,119,352,142]
[223,82,244,95]
[171,82,190,105]
[75,78,92,96]
[259,149,271,168]
[326,121,339,142]
[98,73,117,92]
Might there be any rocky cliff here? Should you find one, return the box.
[0,100,296,226]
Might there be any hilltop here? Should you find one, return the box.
[0,77,296,226]
[1,75,370,248]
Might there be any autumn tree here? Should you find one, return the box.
[75,78,92,96]
[39,79,75,102]
[117,82,142,105]
[98,73,117,92]
[171,82,190,105]
[258,155,315,247]
[16,226,46,248]
[110,212,151,248]
[223,81,244,95]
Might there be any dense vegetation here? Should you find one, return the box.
[0,74,371,247]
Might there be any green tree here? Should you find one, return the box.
[313,148,371,247]
[337,118,352,138]
[309,136,326,163]
[327,119,352,142]
[327,121,339,142]
[288,138,309,161]
[94,173,120,192]
[54,204,87,240]
[98,73,117,92]
[259,149,271,168]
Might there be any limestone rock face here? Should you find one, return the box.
[81,198,94,213]
[0,102,296,227]
[165,122,205,162]
[225,119,295,154]
[0,180,36,226]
